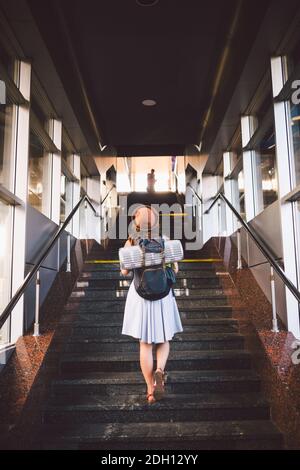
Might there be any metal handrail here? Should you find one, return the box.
[204,192,300,304]
[186,183,203,203]
[0,195,98,330]
[101,184,116,206]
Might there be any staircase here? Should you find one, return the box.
[34,241,283,450]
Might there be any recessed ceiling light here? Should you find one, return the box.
[136,0,159,6]
[142,99,157,106]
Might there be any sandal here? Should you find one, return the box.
[153,368,167,401]
[146,392,156,404]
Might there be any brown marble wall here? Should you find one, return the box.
[213,236,300,449]
[0,239,97,449]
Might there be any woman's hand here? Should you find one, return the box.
[173,262,179,274]
[120,239,132,276]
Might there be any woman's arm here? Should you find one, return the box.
[120,239,132,276]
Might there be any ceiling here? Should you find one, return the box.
[26,0,270,157]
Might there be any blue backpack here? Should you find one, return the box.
[133,237,171,300]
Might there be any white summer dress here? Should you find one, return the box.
[121,239,183,344]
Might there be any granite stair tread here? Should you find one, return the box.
[38,420,282,450]
[46,391,269,410]
[78,271,220,280]
[60,332,244,343]
[43,392,271,423]
[56,332,244,349]
[64,304,233,314]
[70,289,225,298]
[81,263,217,271]
[59,350,252,373]
[60,349,251,364]
[59,317,238,327]
[66,293,228,303]
[52,368,262,385]
[75,279,222,288]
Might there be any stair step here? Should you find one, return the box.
[59,350,252,374]
[60,308,233,323]
[65,297,228,311]
[58,317,238,331]
[56,323,238,339]
[43,392,270,425]
[59,333,244,353]
[70,287,224,299]
[79,271,219,280]
[63,304,233,317]
[59,316,238,328]
[82,263,217,272]
[38,420,282,450]
[51,369,262,396]
[76,278,221,289]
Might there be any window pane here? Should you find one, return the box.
[290,102,300,186]
[0,101,15,191]
[256,125,278,211]
[238,169,245,219]
[260,129,278,207]
[0,49,15,79]
[28,132,50,216]
[296,200,300,282]
[0,201,12,346]
[60,153,73,225]
[60,173,66,224]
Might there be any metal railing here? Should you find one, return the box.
[205,192,300,332]
[186,183,203,225]
[101,183,116,206]
[186,183,203,204]
[0,195,98,335]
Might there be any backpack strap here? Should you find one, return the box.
[140,239,146,266]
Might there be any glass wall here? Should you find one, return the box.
[60,146,73,225]
[257,126,278,208]
[28,132,50,216]
[0,201,13,346]
[238,168,245,218]
[290,101,300,186]
[0,55,16,346]
[60,173,66,224]
[0,98,15,191]
[296,200,300,281]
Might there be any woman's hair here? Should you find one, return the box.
[127,205,159,245]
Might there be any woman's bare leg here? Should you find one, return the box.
[139,341,154,394]
[156,341,170,373]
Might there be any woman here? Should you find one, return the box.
[121,206,183,404]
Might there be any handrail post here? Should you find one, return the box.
[270,265,279,333]
[84,199,89,254]
[33,270,40,337]
[66,233,71,272]
[85,200,88,238]
[237,228,242,270]
[57,236,60,272]
[218,201,222,238]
